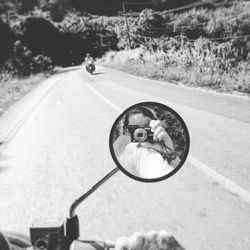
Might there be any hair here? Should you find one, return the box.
[123,106,155,128]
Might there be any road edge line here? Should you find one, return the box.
[100,65,250,100]
[0,78,61,156]
[188,155,250,203]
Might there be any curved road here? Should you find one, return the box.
[0,66,250,250]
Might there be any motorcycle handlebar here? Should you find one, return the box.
[70,240,115,250]
[2,231,115,250]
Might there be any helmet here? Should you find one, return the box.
[86,53,90,57]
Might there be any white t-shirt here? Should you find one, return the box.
[119,143,173,179]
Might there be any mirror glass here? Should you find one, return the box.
[109,102,190,182]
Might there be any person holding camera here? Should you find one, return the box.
[113,107,180,179]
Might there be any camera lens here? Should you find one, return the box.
[35,239,48,250]
[134,128,147,142]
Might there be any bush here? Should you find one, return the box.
[170,8,210,39]
[31,54,53,73]
[0,18,13,65]
[137,9,166,37]
[101,36,250,95]
[22,16,63,65]
[56,13,118,62]
[205,2,250,37]
[0,40,52,80]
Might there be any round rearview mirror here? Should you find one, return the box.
[109,102,190,182]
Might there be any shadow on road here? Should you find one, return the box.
[53,67,107,76]
[53,66,84,75]
[92,72,106,75]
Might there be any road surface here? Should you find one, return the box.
[0,66,250,250]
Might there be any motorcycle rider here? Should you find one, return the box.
[84,53,94,63]
[84,53,95,72]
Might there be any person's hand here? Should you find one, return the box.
[150,120,174,149]
[115,230,185,250]
[141,120,174,155]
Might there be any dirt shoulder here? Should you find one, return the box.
[0,73,51,117]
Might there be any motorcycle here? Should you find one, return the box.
[0,102,189,250]
[85,60,95,74]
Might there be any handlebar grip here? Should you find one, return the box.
[104,241,115,249]
[3,232,31,248]
[70,240,115,250]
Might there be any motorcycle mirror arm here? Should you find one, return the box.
[69,167,119,218]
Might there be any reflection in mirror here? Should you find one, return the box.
[109,102,190,182]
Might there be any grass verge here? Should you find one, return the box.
[101,48,250,96]
[0,73,51,117]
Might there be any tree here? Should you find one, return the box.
[0,0,38,14]
[19,0,39,13]
[22,17,63,65]
[137,9,165,37]
[40,0,71,21]
[0,18,12,65]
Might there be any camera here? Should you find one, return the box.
[127,125,154,143]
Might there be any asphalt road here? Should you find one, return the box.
[0,66,250,250]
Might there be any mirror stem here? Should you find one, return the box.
[69,167,119,217]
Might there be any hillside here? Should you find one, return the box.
[0,0,239,16]
[0,0,249,94]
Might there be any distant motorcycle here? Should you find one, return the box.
[85,60,95,74]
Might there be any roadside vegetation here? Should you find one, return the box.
[101,39,250,94]
[0,0,249,104]
[101,2,250,95]
[0,73,49,116]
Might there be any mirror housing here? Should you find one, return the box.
[109,102,190,182]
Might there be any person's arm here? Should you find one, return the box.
[115,121,176,178]
[144,120,180,166]
[135,145,174,178]
[113,134,131,158]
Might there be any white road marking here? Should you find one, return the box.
[0,79,61,155]
[86,83,250,204]
[87,83,122,113]
[109,66,250,100]
[188,156,250,203]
